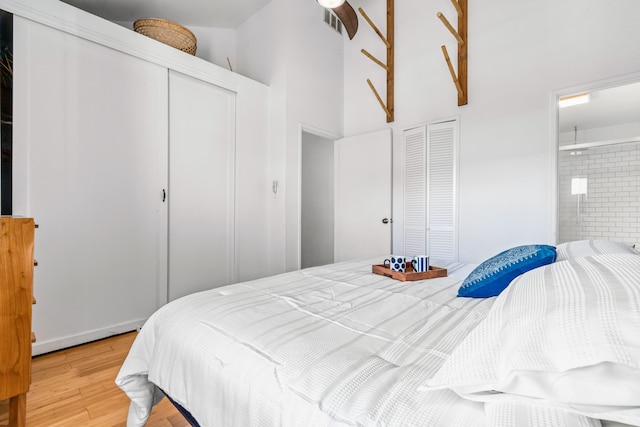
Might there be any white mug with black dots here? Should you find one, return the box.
[384,256,406,273]
[411,255,429,273]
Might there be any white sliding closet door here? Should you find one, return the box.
[403,120,458,261]
[15,18,168,354]
[168,71,235,301]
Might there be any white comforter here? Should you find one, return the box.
[116,258,602,427]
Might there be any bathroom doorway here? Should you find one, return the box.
[300,130,335,269]
[556,77,640,245]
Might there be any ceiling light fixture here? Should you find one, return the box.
[558,93,590,108]
[317,0,346,8]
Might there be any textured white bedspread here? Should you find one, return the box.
[115,258,602,427]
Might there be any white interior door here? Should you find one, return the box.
[169,70,235,301]
[334,129,392,262]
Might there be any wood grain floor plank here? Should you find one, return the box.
[45,410,93,427]
[0,332,186,426]
[86,393,131,420]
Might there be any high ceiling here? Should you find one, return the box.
[59,0,640,138]
[59,0,273,28]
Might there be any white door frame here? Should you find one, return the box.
[297,123,341,270]
[549,71,640,244]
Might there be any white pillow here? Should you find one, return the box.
[420,254,640,425]
[555,240,639,261]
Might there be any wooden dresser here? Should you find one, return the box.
[0,217,36,427]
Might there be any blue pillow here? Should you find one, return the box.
[458,244,557,298]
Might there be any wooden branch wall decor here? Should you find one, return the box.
[359,0,394,123]
[438,0,467,106]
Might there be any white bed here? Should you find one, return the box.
[116,242,640,427]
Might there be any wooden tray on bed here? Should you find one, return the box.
[372,262,448,282]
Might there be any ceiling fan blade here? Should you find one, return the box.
[332,1,358,39]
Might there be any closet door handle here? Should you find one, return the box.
[162,189,166,202]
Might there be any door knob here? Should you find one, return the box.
[382,218,391,224]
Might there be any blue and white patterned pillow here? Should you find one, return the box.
[458,244,557,298]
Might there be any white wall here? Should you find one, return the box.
[236,0,344,272]
[236,2,287,275]
[343,0,640,262]
[189,25,237,69]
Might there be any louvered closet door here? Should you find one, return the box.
[404,127,427,257]
[403,120,458,261]
[427,121,458,261]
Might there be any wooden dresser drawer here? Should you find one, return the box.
[0,217,36,426]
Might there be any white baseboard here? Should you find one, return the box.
[32,318,147,356]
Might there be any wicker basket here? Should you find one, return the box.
[133,18,197,56]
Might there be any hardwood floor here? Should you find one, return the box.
[0,332,189,427]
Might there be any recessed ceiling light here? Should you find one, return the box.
[559,93,590,108]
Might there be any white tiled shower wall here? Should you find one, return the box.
[558,141,640,245]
